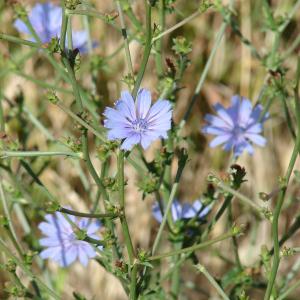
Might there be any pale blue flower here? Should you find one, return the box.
[14,2,90,52]
[202,95,267,157]
[152,199,210,223]
[38,211,101,267]
[104,89,172,151]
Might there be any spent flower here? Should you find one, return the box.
[39,211,101,267]
[14,2,91,53]
[104,89,172,150]
[202,95,268,157]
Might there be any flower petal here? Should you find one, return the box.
[121,133,140,150]
[147,100,172,124]
[214,103,234,127]
[152,202,163,223]
[245,133,267,146]
[137,89,152,119]
[238,98,253,126]
[107,128,132,140]
[120,91,136,120]
[209,134,231,147]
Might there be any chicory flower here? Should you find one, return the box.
[14,2,90,53]
[104,89,172,151]
[202,95,267,157]
[38,211,101,267]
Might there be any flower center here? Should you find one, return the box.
[232,126,246,139]
[132,118,148,133]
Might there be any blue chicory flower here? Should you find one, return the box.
[103,89,172,151]
[38,211,101,267]
[14,2,90,53]
[202,95,267,157]
[152,199,210,223]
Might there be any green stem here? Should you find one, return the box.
[130,263,138,300]
[68,9,119,30]
[152,151,187,254]
[195,264,230,300]
[132,1,152,99]
[117,150,137,299]
[58,207,118,219]
[201,195,233,240]
[116,0,134,78]
[264,59,300,300]
[228,203,242,270]
[117,150,135,264]
[279,91,296,139]
[152,8,204,43]
[154,0,165,77]
[170,241,182,298]
[0,33,41,48]
[123,2,143,32]
[60,7,69,51]
[63,58,83,111]
[67,16,73,50]
[1,150,81,159]
[0,176,24,256]
[149,231,236,261]
[82,133,121,261]
[217,181,263,214]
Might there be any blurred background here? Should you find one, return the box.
[1,0,300,299]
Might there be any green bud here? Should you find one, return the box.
[5,259,17,273]
[45,201,60,213]
[64,0,81,10]
[137,249,149,261]
[278,176,287,189]
[231,223,245,236]
[23,251,36,266]
[199,0,213,13]
[259,192,270,202]
[260,245,270,263]
[103,177,118,191]
[238,290,249,300]
[104,11,119,24]
[6,285,26,297]
[172,36,192,56]
[13,3,27,21]
[47,90,59,104]
[65,136,82,153]
[138,173,159,198]
[75,228,87,240]
[97,141,119,161]
[206,173,219,184]
[0,216,9,229]
[280,246,294,258]
[47,37,61,53]
[262,207,273,221]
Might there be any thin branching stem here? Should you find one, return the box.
[132,1,152,99]
[264,58,300,300]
